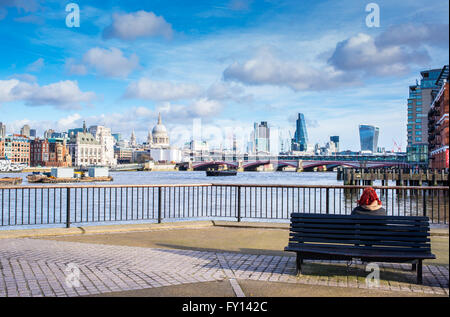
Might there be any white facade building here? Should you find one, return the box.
[67,131,102,167]
[89,125,117,166]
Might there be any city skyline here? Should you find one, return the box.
[0,0,449,152]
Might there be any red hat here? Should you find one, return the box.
[358,187,382,206]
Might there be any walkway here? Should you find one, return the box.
[0,238,448,297]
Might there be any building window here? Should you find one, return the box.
[416,131,422,135]
[415,137,422,142]
[415,119,421,123]
[415,125,421,129]
[416,108,422,112]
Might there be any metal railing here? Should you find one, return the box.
[0,184,448,229]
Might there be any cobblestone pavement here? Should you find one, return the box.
[0,238,448,297]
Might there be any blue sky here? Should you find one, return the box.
[0,0,449,151]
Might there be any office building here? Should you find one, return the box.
[0,135,30,165]
[249,121,270,154]
[291,113,308,152]
[428,65,449,169]
[330,136,340,153]
[407,68,443,166]
[89,125,117,166]
[20,125,31,138]
[359,125,379,153]
[0,122,6,138]
[67,123,102,167]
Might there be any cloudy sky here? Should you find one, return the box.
[0,0,448,152]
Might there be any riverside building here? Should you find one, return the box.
[428,65,449,169]
[407,68,443,167]
[67,122,102,167]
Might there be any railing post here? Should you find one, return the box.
[326,188,330,214]
[66,188,71,228]
[158,187,162,223]
[422,189,427,218]
[237,186,241,222]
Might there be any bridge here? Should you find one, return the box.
[178,158,410,172]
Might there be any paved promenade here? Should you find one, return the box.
[0,238,448,297]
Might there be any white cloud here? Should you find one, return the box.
[64,58,87,76]
[103,11,173,41]
[189,98,222,117]
[223,48,353,91]
[124,78,202,101]
[206,81,253,103]
[26,57,44,72]
[82,47,139,78]
[328,33,431,76]
[0,78,96,110]
[375,23,449,49]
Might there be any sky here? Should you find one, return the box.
[0,0,449,152]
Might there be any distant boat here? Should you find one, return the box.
[206,165,237,177]
[206,170,237,177]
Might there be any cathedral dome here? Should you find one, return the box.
[152,113,168,135]
[151,113,170,148]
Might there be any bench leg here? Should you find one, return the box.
[416,260,422,285]
[296,253,303,275]
[412,262,417,272]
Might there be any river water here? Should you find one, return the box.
[2,171,382,186]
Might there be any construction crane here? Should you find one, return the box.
[392,139,402,152]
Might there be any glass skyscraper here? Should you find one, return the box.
[407,68,443,166]
[291,113,308,151]
[359,125,379,153]
[250,121,270,154]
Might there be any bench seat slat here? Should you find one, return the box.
[288,237,430,248]
[291,218,429,226]
[289,228,430,237]
[289,232,430,243]
[291,223,430,232]
[284,245,435,260]
[286,242,431,253]
[290,213,429,221]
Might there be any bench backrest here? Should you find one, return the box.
[288,213,432,254]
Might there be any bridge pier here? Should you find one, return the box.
[237,160,244,172]
[187,161,194,171]
[296,160,303,173]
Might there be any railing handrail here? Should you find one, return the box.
[0,183,448,190]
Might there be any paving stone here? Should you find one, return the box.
[0,238,448,297]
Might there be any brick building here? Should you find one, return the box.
[0,135,30,165]
[30,138,72,167]
[428,65,449,169]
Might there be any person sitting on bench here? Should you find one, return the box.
[351,187,386,216]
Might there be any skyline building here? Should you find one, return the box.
[89,125,117,166]
[359,125,379,153]
[407,68,443,166]
[0,122,6,138]
[249,121,270,154]
[330,136,340,153]
[291,113,308,152]
[20,124,30,138]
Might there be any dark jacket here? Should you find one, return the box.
[351,205,387,216]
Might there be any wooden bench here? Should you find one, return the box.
[284,213,436,284]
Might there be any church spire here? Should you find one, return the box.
[83,121,87,133]
[158,112,162,125]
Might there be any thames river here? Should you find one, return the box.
[2,171,388,186]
